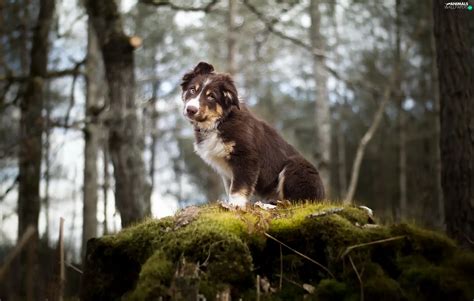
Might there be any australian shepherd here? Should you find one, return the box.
[181,62,325,207]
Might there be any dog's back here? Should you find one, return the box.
[218,105,325,202]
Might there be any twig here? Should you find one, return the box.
[264,232,335,278]
[341,236,405,258]
[276,274,304,288]
[256,274,261,301]
[0,226,36,281]
[349,255,364,301]
[279,244,283,290]
[66,262,83,274]
[200,240,224,267]
[463,233,474,245]
[140,0,219,12]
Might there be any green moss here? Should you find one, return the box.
[80,202,474,301]
[315,279,349,301]
[124,251,173,301]
[364,275,403,301]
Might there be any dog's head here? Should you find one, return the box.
[180,62,240,130]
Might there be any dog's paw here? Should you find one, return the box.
[228,194,248,208]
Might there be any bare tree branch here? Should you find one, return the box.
[0,175,19,202]
[0,59,85,82]
[344,21,424,203]
[241,0,382,94]
[344,70,397,203]
[0,226,36,281]
[241,0,326,58]
[63,61,82,129]
[139,0,219,12]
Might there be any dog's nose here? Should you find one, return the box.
[186,106,198,116]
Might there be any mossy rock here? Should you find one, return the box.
[80,202,474,300]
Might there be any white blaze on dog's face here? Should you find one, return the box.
[180,62,240,130]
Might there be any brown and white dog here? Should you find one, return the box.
[181,62,325,207]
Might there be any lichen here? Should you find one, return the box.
[80,202,474,301]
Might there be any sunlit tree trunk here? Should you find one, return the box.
[82,20,103,258]
[227,0,237,76]
[309,0,331,195]
[85,0,151,227]
[332,6,347,198]
[433,1,474,246]
[102,143,110,235]
[17,0,55,299]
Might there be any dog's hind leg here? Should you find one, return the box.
[279,156,325,202]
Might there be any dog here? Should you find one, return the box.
[181,62,325,207]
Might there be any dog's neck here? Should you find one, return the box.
[193,119,221,135]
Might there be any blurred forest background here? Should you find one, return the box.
[0,0,472,299]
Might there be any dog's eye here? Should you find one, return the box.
[189,88,196,94]
[207,96,215,101]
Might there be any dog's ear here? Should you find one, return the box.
[220,74,240,110]
[180,62,215,90]
[193,62,214,75]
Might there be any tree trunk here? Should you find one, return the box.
[337,112,347,197]
[395,0,407,221]
[17,0,55,299]
[309,0,331,195]
[227,0,237,76]
[43,82,51,242]
[332,6,347,198]
[433,1,474,246]
[85,0,151,227]
[429,0,444,229]
[82,20,103,258]
[102,143,110,235]
[148,71,159,193]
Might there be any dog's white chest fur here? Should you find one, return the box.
[194,131,234,179]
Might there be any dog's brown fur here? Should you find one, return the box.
[181,62,325,206]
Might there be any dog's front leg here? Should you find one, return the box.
[222,177,230,197]
[228,165,259,207]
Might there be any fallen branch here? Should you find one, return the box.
[264,232,335,278]
[0,226,36,281]
[341,236,405,258]
[349,255,364,301]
